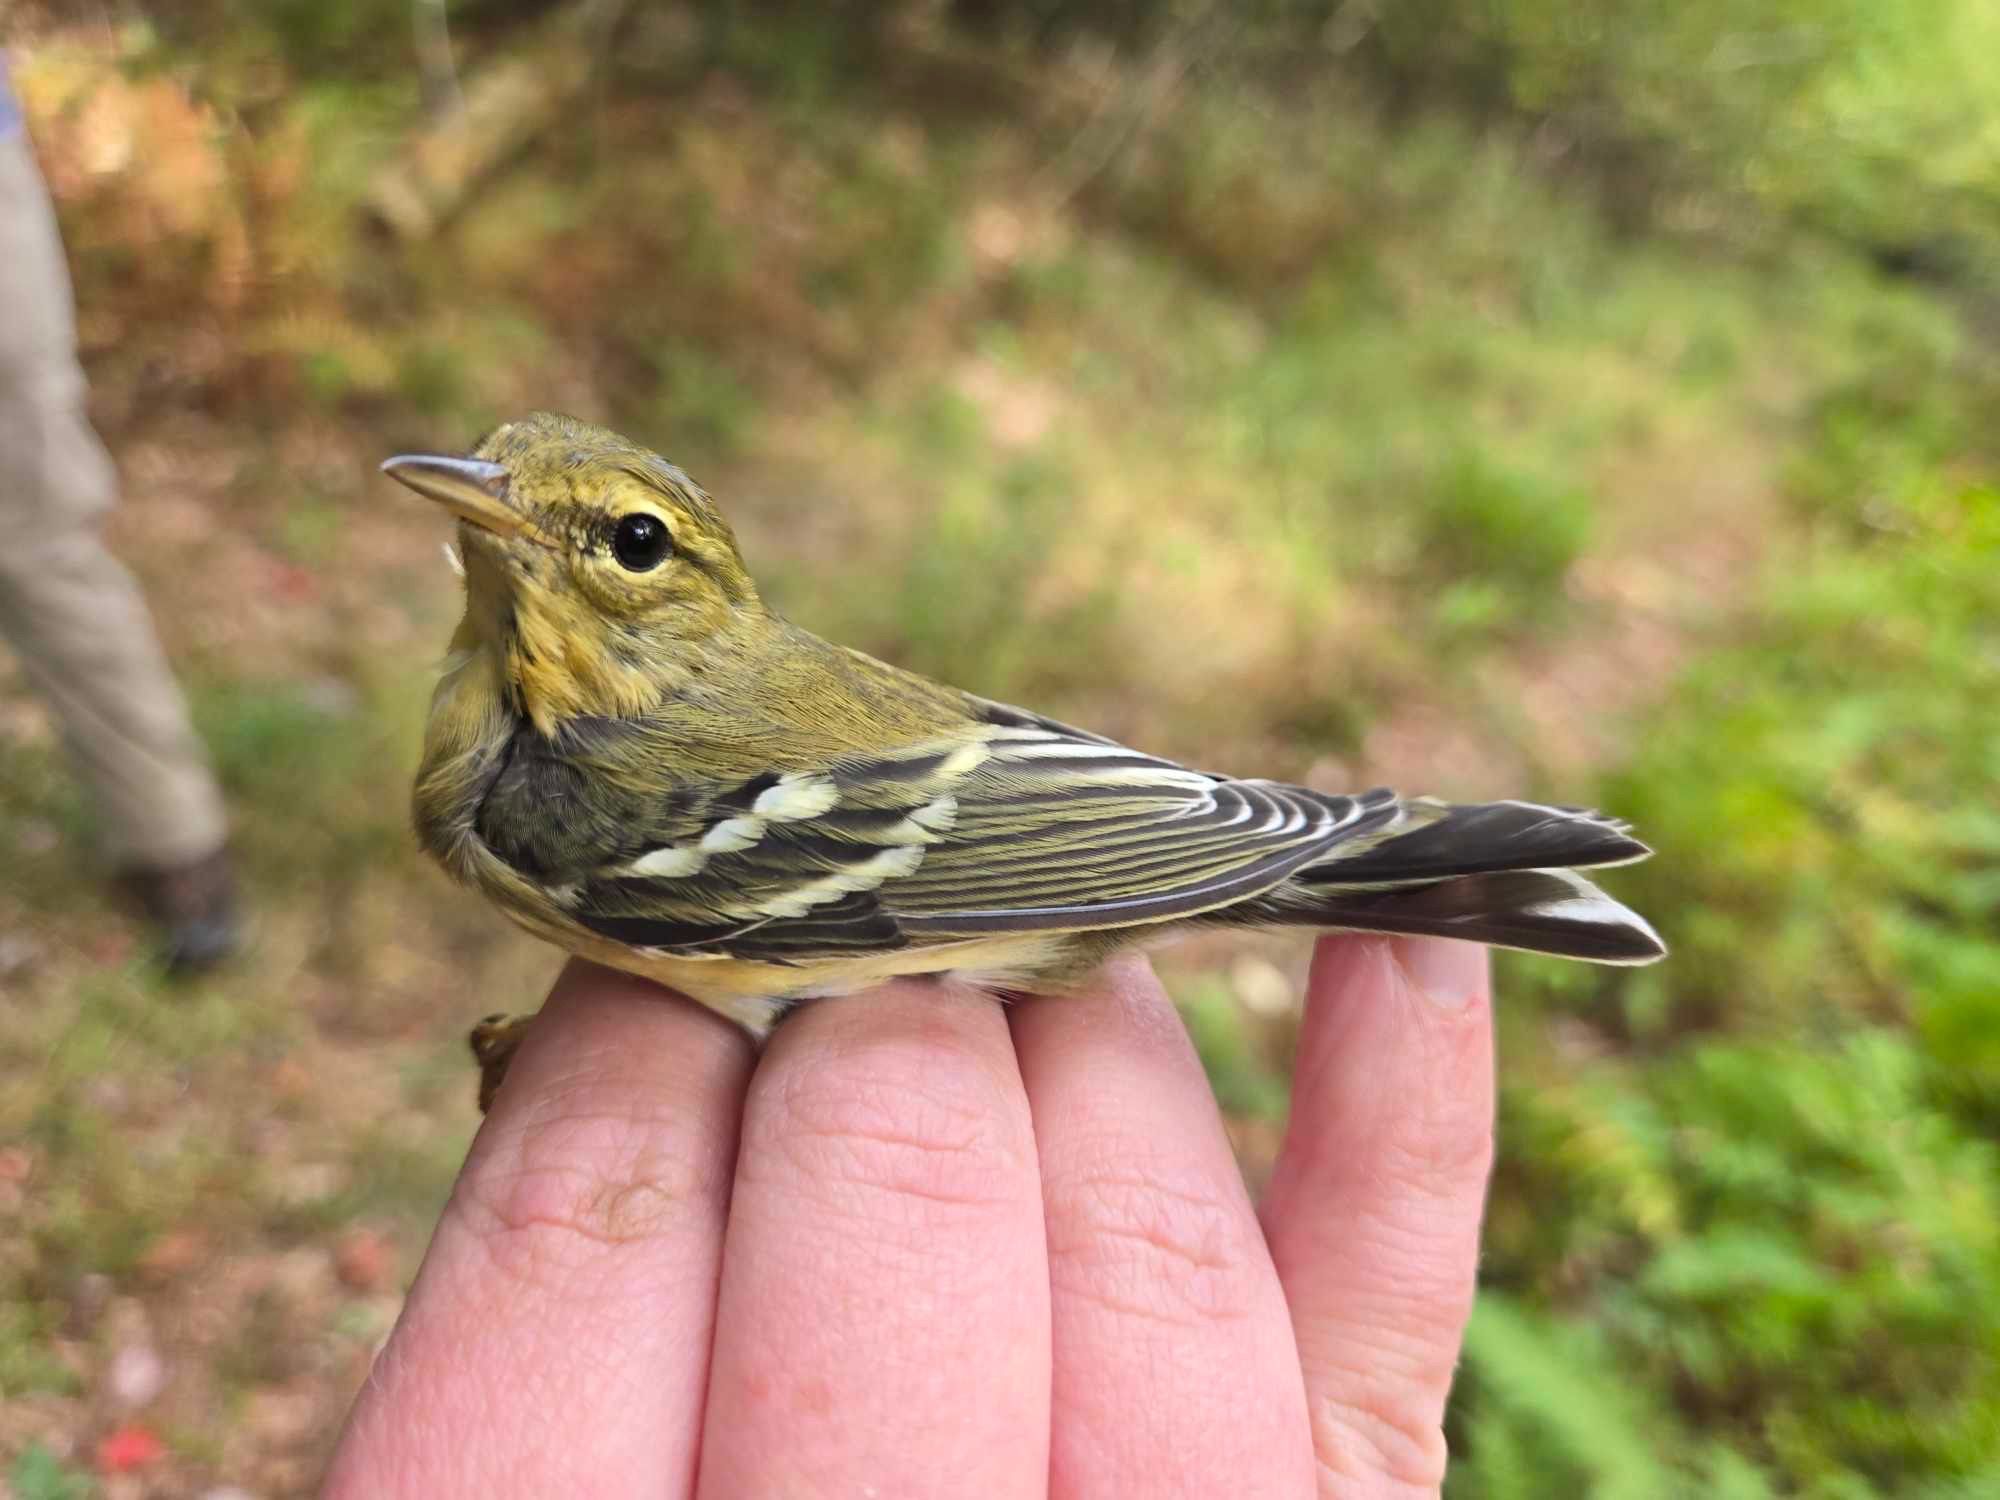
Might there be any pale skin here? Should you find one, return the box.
[323,933,1494,1498]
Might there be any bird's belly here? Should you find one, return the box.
[518,917,1078,1038]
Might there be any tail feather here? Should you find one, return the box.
[1306,867,1665,965]
[1270,797,1664,964]
[1300,798,1650,884]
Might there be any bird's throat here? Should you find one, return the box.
[448,551,659,734]
[503,593,667,736]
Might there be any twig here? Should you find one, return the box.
[364,0,636,242]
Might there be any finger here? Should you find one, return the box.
[1259,935,1494,1499]
[696,982,1049,1499]
[1010,955,1315,1500]
[324,960,755,1500]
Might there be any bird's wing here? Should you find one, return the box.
[559,714,1405,961]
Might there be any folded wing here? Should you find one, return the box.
[559,718,1408,960]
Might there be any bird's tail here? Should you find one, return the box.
[1267,797,1666,965]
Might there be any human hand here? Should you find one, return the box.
[324,935,1493,1498]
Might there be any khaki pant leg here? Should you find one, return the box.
[0,529,229,867]
[0,130,227,867]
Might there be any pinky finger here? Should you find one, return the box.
[1259,936,1495,1498]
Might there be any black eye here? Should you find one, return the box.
[611,513,671,571]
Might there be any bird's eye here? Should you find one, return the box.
[611,513,672,571]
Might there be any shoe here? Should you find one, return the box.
[115,847,242,976]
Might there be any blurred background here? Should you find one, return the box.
[1,0,1995,1493]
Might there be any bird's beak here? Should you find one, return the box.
[380,454,539,541]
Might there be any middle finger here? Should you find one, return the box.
[697,980,1051,1498]
[1011,956,1315,1499]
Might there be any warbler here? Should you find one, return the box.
[385,412,1663,1109]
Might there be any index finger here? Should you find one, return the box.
[323,960,755,1499]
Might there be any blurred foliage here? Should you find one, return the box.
[3,0,1999,1491]
[7,1445,94,1500]
[1176,977,1292,1123]
[1366,0,2000,271]
[1420,448,1594,636]
[1468,261,1999,1496]
[975,0,2000,284]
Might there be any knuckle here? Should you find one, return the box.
[765,1034,1029,1213]
[1044,1152,1265,1327]
[454,1101,721,1291]
[1313,1387,1452,1496]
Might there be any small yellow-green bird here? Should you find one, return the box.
[385,413,1662,1103]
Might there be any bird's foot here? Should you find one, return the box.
[469,1011,537,1114]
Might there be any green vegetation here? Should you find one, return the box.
[1370,0,2000,275]
[1457,396,1998,1494]
[8,1445,94,1500]
[0,1,1993,1490]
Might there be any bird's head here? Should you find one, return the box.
[383,412,760,732]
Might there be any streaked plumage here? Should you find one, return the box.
[385,413,1663,1098]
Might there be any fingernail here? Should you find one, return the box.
[1390,937,1488,1010]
